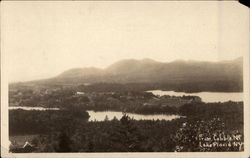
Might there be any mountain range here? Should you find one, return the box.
[54,57,242,82]
[19,57,243,92]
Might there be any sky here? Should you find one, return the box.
[1,1,249,82]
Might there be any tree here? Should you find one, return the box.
[110,114,143,152]
[104,115,109,121]
[56,132,71,152]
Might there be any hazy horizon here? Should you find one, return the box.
[2,1,249,82]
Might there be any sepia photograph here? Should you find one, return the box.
[1,1,249,158]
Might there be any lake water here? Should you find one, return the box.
[9,106,59,111]
[9,107,181,121]
[87,110,181,122]
[148,90,243,103]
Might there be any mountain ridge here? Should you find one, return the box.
[12,57,243,92]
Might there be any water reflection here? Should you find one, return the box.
[148,90,243,103]
[87,110,181,122]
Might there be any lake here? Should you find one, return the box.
[87,110,181,121]
[8,107,182,121]
[148,90,243,103]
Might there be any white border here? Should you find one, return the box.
[1,1,250,158]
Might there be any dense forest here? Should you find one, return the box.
[9,101,243,152]
[9,85,202,114]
